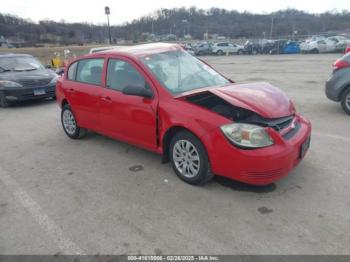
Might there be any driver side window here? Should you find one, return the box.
[106,59,147,91]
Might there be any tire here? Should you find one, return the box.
[169,131,214,185]
[216,50,224,56]
[61,104,87,139]
[238,49,243,55]
[311,48,319,54]
[0,92,8,108]
[197,51,203,56]
[341,88,350,115]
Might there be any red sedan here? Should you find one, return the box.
[56,43,311,185]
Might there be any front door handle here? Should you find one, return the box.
[101,96,112,103]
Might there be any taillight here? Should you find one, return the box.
[333,59,350,71]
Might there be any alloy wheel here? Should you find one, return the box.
[346,93,350,111]
[172,139,200,178]
[62,109,77,135]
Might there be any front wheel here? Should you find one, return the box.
[169,131,213,185]
[61,104,87,139]
[341,88,350,115]
[216,50,224,56]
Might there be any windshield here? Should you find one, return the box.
[141,50,229,95]
[0,56,44,72]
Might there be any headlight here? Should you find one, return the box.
[0,80,22,88]
[49,75,59,84]
[220,123,274,149]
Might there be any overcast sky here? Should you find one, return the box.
[2,0,349,25]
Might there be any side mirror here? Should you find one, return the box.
[57,68,65,76]
[122,85,153,99]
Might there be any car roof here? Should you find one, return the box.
[94,43,182,57]
[89,46,121,54]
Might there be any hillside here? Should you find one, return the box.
[1,7,350,45]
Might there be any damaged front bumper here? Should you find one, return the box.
[201,114,312,185]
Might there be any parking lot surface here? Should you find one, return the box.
[0,54,349,255]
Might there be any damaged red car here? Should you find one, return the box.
[56,43,311,186]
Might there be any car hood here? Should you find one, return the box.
[178,82,295,118]
[0,69,56,82]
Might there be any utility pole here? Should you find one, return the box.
[152,18,154,35]
[105,6,112,44]
[270,16,274,39]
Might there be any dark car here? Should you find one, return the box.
[0,53,58,107]
[325,52,350,114]
[243,40,262,55]
[194,43,212,56]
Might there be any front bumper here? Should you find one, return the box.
[202,114,312,185]
[1,85,56,102]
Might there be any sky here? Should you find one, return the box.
[2,0,349,25]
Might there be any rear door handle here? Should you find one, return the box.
[67,88,75,93]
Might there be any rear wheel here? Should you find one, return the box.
[61,104,87,139]
[0,92,8,108]
[311,48,319,54]
[216,50,224,56]
[341,88,350,115]
[169,131,213,185]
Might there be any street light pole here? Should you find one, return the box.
[270,16,274,39]
[152,19,154,35]
[105,6,112,44]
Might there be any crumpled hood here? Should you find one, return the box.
[209,82,295,118]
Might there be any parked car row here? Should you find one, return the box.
[182,35,350,56]
[186,39,301,56]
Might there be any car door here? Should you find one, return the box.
[99,56,158,150]
[229,44,237,53]
[317,40,327,53]
[221,43,229,53]
[63,58,104,130]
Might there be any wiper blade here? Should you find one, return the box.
[13,68,37,72]
[0,66,11,72]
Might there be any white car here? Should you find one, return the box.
[212,42,244,55]
[300,39,339,53]
[327,36,350,51]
